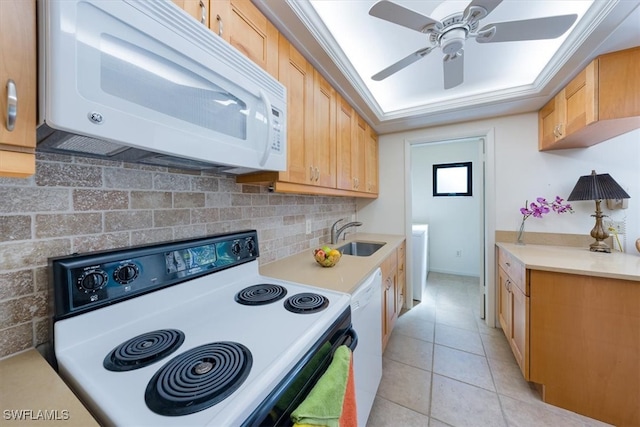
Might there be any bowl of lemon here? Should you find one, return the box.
[313,245,342,268]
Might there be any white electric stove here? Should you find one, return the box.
[50,230,354,426]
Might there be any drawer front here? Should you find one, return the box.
[498,248,527,295]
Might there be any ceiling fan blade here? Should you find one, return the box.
[443,51,464,89]
[372,47,434,81]
[369,0,441,32]
[463,0,502,23]
[476,14,578,43]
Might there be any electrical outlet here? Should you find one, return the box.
[609,220,626,235]
[456,250,462,257]
[306,219,312,235]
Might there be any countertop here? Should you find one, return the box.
[496,242,640,282]
[260,233,406,294]
[0,349,98,426]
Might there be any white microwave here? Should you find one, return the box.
[37,0,287,174]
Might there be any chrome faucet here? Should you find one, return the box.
[330,219,363,244]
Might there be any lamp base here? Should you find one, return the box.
[589,240,611,253]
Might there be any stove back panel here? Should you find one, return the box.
[50,230,259,320]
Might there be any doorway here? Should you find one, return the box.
[407,135,491,323]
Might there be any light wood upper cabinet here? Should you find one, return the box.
[539,46,640,151]
[0,0,36,178]
[275,36,314,185]
[311,70,337,188]
[171,0,207,24]
[227,3,379,198]
[173,0,278,77]
[336,95,379,195]
[336,94,355,190]
[365,125,379,194]
[219,0,278,77]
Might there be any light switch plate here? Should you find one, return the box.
[306,219,312,234]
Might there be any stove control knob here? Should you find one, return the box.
[246,239,255,254]
[114,263,139,284]
[78,270,108,292]
[231,241,242,255]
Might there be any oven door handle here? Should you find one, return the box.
[342,327,358,352]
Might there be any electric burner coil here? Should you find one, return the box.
[235,284,287,305]
[145,342,252,416]
[103,329,185,372]
[284,293,329,314]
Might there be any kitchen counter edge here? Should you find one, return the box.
[496,242,640,282]
[0,349,99,426]
[260,233,406,294]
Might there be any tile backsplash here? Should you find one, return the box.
[0,153,356,359]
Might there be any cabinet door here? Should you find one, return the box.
[352,116,367,192]
[365,125,379,194]
[171,0,208,24]
[225,0,278,76]
[0,0,36,178]
[510,284,529,378]
[336,94,355,190]
[564,62,597,137]
[382,270,397,350]
[598,47,640,120]
[497,267,511,334]
[312,70,336,188]
[277,36,313,185]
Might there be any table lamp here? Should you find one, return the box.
[567,170,630,253]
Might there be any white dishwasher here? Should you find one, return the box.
[351,268,382,427]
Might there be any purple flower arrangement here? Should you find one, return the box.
[517,196,573,244]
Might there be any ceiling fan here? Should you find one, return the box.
[369,0,578,89]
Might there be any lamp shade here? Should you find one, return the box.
[567,170,630,201]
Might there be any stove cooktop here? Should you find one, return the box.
[50,231,351,426]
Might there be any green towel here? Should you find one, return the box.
[290,345,351,427]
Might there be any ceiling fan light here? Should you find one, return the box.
[441,28,467,55]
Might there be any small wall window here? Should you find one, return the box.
[433,162,472,196]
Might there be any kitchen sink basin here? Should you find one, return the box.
[337,241,385,257]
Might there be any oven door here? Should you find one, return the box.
[242,307,357,427]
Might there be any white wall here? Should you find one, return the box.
[411,139,481,276]
[359,112,639,253]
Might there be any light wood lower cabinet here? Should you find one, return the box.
[381,249,397,351]
[381,241,406,351]
[496,245,640,426]
[497,247,529,378]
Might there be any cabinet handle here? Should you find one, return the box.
[216,14,223,37]
[315,167,320,181]
[505,262,510,267]
[199,0,207,25]
[6,79,17,132]
[310,166,314,181]
[557,124,563,137]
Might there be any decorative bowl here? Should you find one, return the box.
[313,246,342,268]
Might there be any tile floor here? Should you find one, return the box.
[365,272,612,427]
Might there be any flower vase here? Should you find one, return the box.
[516,220,526,245]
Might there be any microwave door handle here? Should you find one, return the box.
[258,89,273,167]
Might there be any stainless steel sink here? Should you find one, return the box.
[337,241,385,257]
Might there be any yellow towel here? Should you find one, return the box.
[291,345,356,427]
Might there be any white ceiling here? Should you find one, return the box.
[253,0,640,134]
